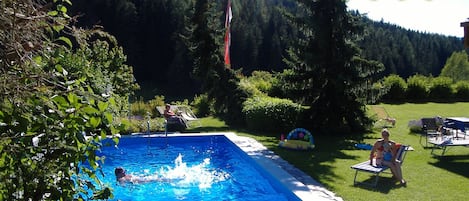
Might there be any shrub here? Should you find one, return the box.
[406,75,429,101]
[382,74,407,101]
[429,76,454,100]
[130,98,150,117]
[249,71,274,93]
[242,96,304,133]
[191,93,214,117]
[454,81,469,100]
[269,69,295,98]
[239,71,275,97]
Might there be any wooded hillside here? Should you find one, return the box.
[70,0,464,99]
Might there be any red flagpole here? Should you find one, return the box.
[224,0,232,67]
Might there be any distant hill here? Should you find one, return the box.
[70,0,464,98]
[357,14,463,78]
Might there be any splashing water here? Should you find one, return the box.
[157,154,230,189]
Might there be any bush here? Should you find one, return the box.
[242,96,304,133]
[239,71,275,97]
[191,93,214,117]
[130,98,150,117]
[119,118,165,134]
[269,69,295,98]
[454,81,469,100]
[406,75,429,101]
[382,74,407,101]
[429,76,454,100]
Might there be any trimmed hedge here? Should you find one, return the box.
[382,74,407,101]
[242,96,304,132]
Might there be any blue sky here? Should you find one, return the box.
[347,0,469,37]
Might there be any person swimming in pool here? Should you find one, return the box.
[114,167,170,184]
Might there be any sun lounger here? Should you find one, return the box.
[371,106,396,128]
[156,105,201,128]
[174,105,202,127]
[351,145,410,187]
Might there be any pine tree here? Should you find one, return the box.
[284,0,384,132]
[183,0,247,125]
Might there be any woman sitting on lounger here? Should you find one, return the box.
[370,129,406,185]
[163,104,187,127]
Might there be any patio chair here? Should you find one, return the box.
[420,118,442,147]
[351,144,410,187]
[371,105,396,128]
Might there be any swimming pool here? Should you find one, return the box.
[97,134,301,201]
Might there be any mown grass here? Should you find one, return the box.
[190,103,469,201]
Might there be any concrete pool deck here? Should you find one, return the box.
[148,132,343,201]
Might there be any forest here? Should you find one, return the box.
[70,0,464,100]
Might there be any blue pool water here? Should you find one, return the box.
[97,134,300,201]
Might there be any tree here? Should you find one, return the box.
[0,1,136,199]
[182,0,247,125]
[284,0,384,132]
[440,51,469,81]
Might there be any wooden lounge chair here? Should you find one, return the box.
[371,105,396,128]
[351,144,410,187]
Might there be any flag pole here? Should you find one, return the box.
[224,0,232,68]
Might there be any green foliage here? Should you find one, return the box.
[454,81,469,99]
[440,51,469,81]
[71,1,462,91]
[130,96,165,118]
[429,76,454,100]
[283,0,382,132]
[239,71,275,97]
[406,74,429,101]
[242,96,304,133]
[120,117,164,133]
[191,94,214,117]
[0,1,137,199]
[269,69,297,98]
[183,0,247,126]
[357,13,463,78]
[130,98,149,117]
[382,74,407,101]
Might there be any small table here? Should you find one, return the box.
[428,138,469,156]
[444,117,469,139]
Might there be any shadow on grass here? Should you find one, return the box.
[428,156,469,178]
[253,133,375,189]
[353,176,407,193]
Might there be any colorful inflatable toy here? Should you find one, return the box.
[278,128,315,150]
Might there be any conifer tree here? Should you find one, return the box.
[284,0,384,132]
[183,0,247,125]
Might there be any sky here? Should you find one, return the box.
[346,0,469,37]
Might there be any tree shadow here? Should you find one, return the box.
[428,156,469,178]
[257,133,377,189]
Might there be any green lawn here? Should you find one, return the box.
[191,103,469,201]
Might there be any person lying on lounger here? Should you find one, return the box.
[163,104,187,128]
